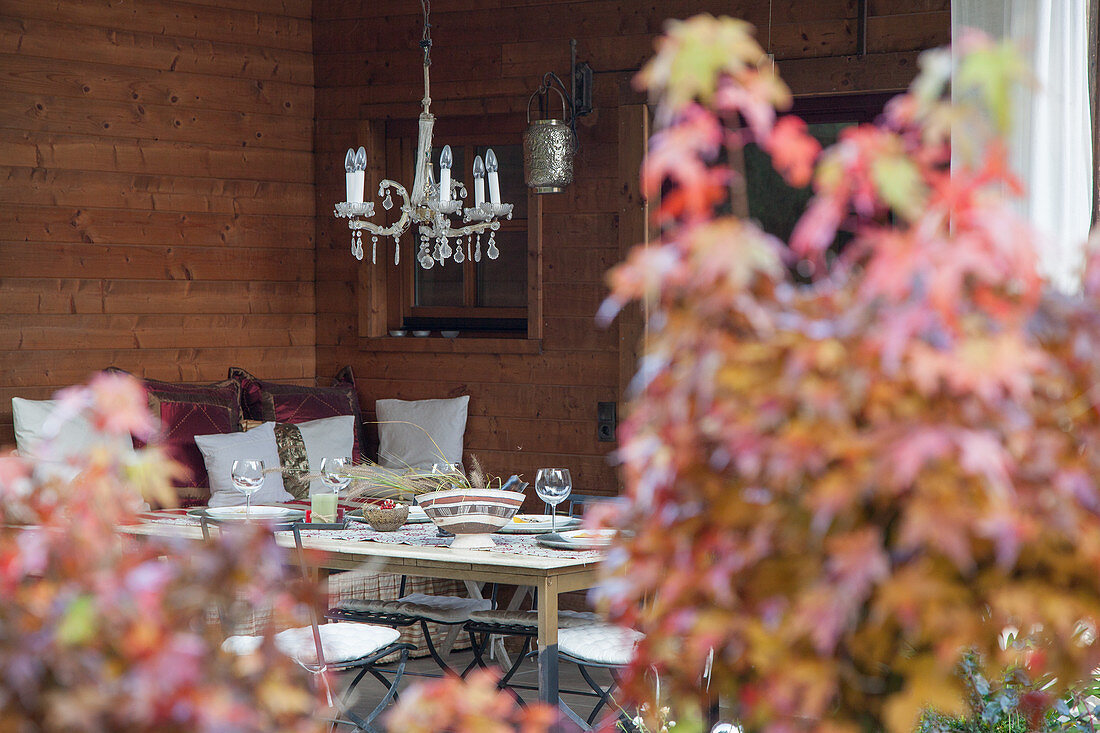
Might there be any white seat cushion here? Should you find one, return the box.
[222,634,264,656]
[276,622,400,664]
[336,593,490,624]
[222,623,400,665]
[557,624,643,667]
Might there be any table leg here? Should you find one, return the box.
[537,575,559,710]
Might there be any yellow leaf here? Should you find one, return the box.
[883,657,966,733]
[56,595,97,646]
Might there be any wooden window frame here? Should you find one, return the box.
[356,113,543,354]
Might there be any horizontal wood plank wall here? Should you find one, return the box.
[313,0,949,499]
[0,1,316,445]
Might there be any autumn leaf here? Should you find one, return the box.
[57,594,98,646]
[870,152,926,221]
[766,115,821,188]
[884,657,967,733]
[953,30,1033,136]
[636,15,783,115]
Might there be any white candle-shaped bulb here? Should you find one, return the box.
[485,148,500,205]
[472,155,486,206]
[438,145,452,203]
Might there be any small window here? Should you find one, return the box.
[742,93,893,275]
[407,143,528,333]
[379,115,537,339]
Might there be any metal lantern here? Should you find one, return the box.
[523,74,576,194]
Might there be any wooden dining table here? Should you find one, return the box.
[121,510,605,709]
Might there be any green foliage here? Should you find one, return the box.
[919,653,1100,733]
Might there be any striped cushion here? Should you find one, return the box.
[467,609,600,629]
[396,593,491,623]
[336,593,491,624]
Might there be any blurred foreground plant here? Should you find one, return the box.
[597,14,1100,733]
[0,372,322,731]
[384,668,555,733]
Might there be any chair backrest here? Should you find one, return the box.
[290,523,327,671]
[544,492,604,517]
[200,516,328,672]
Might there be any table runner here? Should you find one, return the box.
[138,501,603,561]
[295,523,604,561]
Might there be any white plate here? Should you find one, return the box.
[496,514,581,534]
[556,529,617,547]
[199,506,303,521]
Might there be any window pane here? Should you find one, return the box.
[744,121,851,244]
[477,229,527,307]
[415,259,464,306]
[476,145,526,220]
[418,147,468,308]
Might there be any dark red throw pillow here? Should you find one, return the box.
[109,370,241,507]
[228,366,363,462]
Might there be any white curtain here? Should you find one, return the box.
[952,0,1094,293]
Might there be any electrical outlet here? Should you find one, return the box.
[597,401,616,442]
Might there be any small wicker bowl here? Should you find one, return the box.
[362,504,410,532]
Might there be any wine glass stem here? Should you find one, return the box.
[246,493,251,519]
[551,504,556,533]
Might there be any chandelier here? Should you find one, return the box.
[334,0,512,270]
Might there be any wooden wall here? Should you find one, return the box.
[0,0,948,477]
[312,0,950,497]
[0,0,317,445]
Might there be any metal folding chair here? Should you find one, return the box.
[326,577,492,678]
[462,608,600,699]
[204,517,414,732]
[555,623,643,731]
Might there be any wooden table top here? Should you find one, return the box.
[121,518,604,591]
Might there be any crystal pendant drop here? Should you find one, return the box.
[382,193,393,210]
[454,238,465,263]
[371,235,378,264]
[487,231,499,260]
[393,235,400,265]
[474,234,482,263]
[439,237,452,260]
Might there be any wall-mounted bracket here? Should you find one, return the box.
[570,39,593,117]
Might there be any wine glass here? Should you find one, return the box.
[231,459,265,519]
[320,456,352,494]
[535,468,572,533]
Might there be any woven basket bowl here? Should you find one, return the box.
[362,504,410,532]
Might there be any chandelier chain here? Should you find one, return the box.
[420,0,432,63]
[334,0,512,270]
